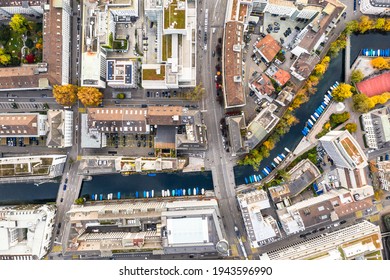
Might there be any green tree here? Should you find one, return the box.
[78,87,103,107]
[75,198,85,205]
[345,123,357,133]
[9,14,28,34]
[0,24,11,42]
[116,93,125,99]
[344,20,359,34]
[332,83,353,102]
[185,83,205,101]
[0,48,11,65]
[277,169,291,182]
[25,38,34,48]
[350,69,364,83]
[352,93,375,113]
[330,112,350,127]
[53,84,78,106]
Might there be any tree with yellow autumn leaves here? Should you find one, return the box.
[53,84,103,107]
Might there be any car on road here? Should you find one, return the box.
[212,51,215,57]
[75,125,78,131]
[148,152,154,156]
[386,196,390,200]
[137,141,141,147]
[63,185,67,191]
[115,100,120,104]
[42,94,47,98]
[340,220,347,224]
[29,98,35,102]
[60,198,63,203]
[8,98,15,102]
[65,178,68,184]
[147,91,150,97]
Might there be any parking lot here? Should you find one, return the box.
[0,102,46,110]
[263,13,308,50]
[1,136,46,147]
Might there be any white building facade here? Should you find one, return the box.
[360,0,390,15]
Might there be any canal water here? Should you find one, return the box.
[80,172,214,199]
[0,33,388,204]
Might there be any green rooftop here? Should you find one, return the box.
[162,35,172,61]
[164,0,186,30]
[143,65,166,81]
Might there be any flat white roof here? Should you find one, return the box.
[166,217,209,245]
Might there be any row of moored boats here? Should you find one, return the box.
[362,48,390,57]
[245,147,291,184]
[302,81,338,136]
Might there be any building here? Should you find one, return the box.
[260,220,383,260]
[107,60,137,88]
[0,0,71,90]
[360,0,390,15]
[254,34,281,64]
[377,160,390,191]
[320,130,368,170]
[269,159,321,208]
[0,110,73,148]
[0,204,56,260]
[142,0,197,89]
[223,21,246,108]
[66,198,228,257]
[87,107,148,135]
[265,64,291,86]
[275,86,294,106]
[291,1,345,57]
[226,115,248,156]
[277,188,373,235]
[290,53,321,81]
[45,110,73,148]
[356,72,390,97]
[0,155,67,181]
[237,190,281,248]
[249,73,275,98]
[245,104,280,150]
[361,106,390,150]
[0,113,47,139]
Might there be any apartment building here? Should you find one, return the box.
[0,204,56,260]
[361,106,390,150]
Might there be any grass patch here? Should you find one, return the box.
[142,65,165,80]
[162,34,172,62]
[112,39,128,50]
[164,0,186,29]
[15,163,29,173]
[41,158,53,166]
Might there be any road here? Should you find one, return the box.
[198,0,252,258]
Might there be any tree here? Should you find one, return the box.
[9,14,28,34]
[314,63,326,76]
[384,18,390,32]
[25,38,34,48]
[350,69,364,83]
[277,169,291,181]
[53,84,78,106]
[358,15,374,33]
[344,20,359,34]
[330,112,350,126]
[0,24,11,42]
[75,198,85,205]
[332,83,353,102]
[352,93,375,113]
[371,57,390,70]
[116,93,125,99]
[78,87,103,107]
[375,18,386,30]
[345,123,357,133]
[185,83,205,101]
[0,48,11,65]
[25,53,35,63]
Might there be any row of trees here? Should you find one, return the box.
[53,84,103,107]
[353,92,390,113]
[345,16,390,35]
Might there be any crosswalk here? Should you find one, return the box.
[0,102,45,110]
[0,255,33,260]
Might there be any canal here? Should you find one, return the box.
[0,33,389,204]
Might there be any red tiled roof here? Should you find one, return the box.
[356,72,390,97]
[223,21,245,108]
[255,35,281,63]
[272,68,291,86]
